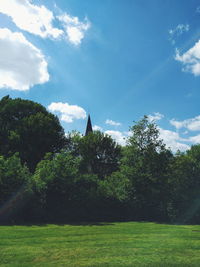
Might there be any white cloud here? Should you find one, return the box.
[0,28,49,91]
[148,112,164,122]
[93,125,103,131]
[0,1,91,45]
[189,134,200,144]
[169,24,189,44]
[123,131,132,137]
[175,41,200,76]
[170,115,200,131]
[58,13,90,45]
[170,119,185,130]
[105,130,127,146]
[105,119,121,126]
[0,0,63,38]
[169,24,189,36]
[48,102,86,123]
[159,127,190,152]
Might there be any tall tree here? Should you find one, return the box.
[66,131,122,179]
[0,96,66,171]
[122,116,173,221]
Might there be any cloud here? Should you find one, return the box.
[93,125,103,131]
[48,102,86,123]
[105,119,121,126]
[169,24,189,36]
[169,24,189,44]
[105,130,127,146]
[170,119,185,129]
[148,112,164,122]
[0,0,63,38]
[175,41,200,76]
[0,1,91,45]
[170,115,200,131]
[159,127,190,152]
[58,13,90,45]
[0,28,49,91]
[189,134,200,144]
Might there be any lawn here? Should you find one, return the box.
[0,222,200,266]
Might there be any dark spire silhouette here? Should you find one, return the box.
[85,114,93,136]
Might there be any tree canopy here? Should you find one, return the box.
[0,96,66,171]
[66,131,122,179]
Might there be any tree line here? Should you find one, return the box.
[0,96,200,224]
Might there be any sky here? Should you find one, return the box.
[1,0,200,152]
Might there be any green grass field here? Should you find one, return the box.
[0,222,200,266]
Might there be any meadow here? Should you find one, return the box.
[0,222,200,266]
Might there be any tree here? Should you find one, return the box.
[121,116,173,221]
[32,151,103,221]
[127,115,165,154]
[32,151,80,221]
[0,96,66,171]
[77,131,122,179]
[168,146,200,223]
[0,154,32,223]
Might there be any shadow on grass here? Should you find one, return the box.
[0,220,115,227]
[1,217,199,227]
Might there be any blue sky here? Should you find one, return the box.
[1,0,200,151]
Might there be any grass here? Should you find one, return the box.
[0,222,200,266]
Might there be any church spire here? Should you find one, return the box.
[85,114,93,136]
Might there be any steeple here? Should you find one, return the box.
[85,114,93,136]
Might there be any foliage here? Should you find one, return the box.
[168,147,200,223]
[0,96,66,171]
[128,115,165,154]
[0,154,32,222]
[78,131,122,179]
[32,151,81,221]
[120,116,173,221]
[1,100,200,224]
[99,171,130,202]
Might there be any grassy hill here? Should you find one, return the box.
[0,222,200,266]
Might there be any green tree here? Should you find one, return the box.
[77,131,122,179]
[99,171,130,202]
[65,130,122,179]
[33,151,81,220]
[33,151,102,221]
[0,154,32,222]
[121,116,173,221]
[65,131,82,157]
[168,146,200,223]
[0,96,66,171]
